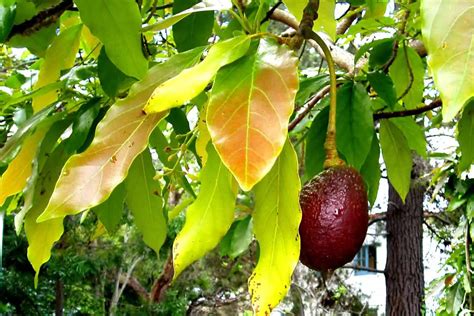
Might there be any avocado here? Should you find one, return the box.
[299,166,369,271]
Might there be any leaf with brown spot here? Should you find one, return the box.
[36,48,204,222]
[207,39,298,191]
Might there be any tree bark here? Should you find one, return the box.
[55,278,64,316]
[385,159,426,315]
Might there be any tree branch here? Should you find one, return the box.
[288,85,331,131]
[373,99,442,120]
[150,254,174,302]
[7,0,74,41]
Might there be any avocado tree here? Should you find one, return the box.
[0,0,472,314]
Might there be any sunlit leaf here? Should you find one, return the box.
[365,0,388,18]
[125,150,166,255]
[173,143,238,278]
[336,82,374,170]
[0,126,48,206]
[75,0,148,79]
[9,22,57,57]
[92,182,125,233]
[37,48,204,222]
[283,0,336,40]
[0,0,16,42]
[196,103,211,166]
[142,0,231,32]
[145,35,251,114]
[249,140,301,315]
[32,23,83,112]
[379,119,412,202]
[173,0,214,52]
[421,0,474,121]
[457,100,474,173]
[360,132,381,205]
[389,45,425,109]
[207,39,298,191]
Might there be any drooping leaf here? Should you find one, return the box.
[421,0,474,121]
[125,150,166,255]
[207,39,298,191]
[24,143,69,286]
[250,140,301,315]
[220,215,253,259]
[92,182,125,233]
[336,82,374,170]
[305,106,329,181]
[389,45,425,109]
[0,126,49,206]
[75,0,148,79]
[32,23,83,112]
[368,71,397,107]
[379,119,412,202]
[173,0,214,52]
[142,0,231,32]
[144,35,251,113]
[283,0,336,40]
[37,48,204,222]
[0,0,16,42]
[392,117,427,158]
[97,47,136,97]
[457,100,474,172]
[173,143,238,278]
[360,132,381,205]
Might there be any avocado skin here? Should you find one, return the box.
[299,166,369,271]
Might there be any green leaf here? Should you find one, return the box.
[305,106,329,181]
[220,215,253,259]
[360,132,381,206]
[92,182,125,233]
[336,82,374,170]
[32,23,83,112]
[145,35,251,113]
[24,143,69,286]
[392,117,427,158]
[368,38,394,69]
[355,38,394,64]
[295,74,328,107]
[368,71,397,108]
[37,48,204,222]
[97,47,136,97]
[0,0,16,42]
[173,0,214,52]
[9,22,57,57]
[421,0,474,121]
[142,0,231,33]
[173,143,238,278]
[207,39,298,191]
[250,140,301,315]
[125,150,166,255]
[365,0,388,18]
[75,0,148,79]
[457,100,474,173]
[389,46,425,109]
[379,120,412,202]
[283,0,336,40]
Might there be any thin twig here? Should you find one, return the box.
[260,0,283,24]
[373,99,442,120]
[288,85,331,131]
[396,43,414,101]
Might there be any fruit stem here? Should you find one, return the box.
[304,31,344,168]
[298,0,343,169]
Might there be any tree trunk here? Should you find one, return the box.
[55,278,64,316]
[385,159,426,315]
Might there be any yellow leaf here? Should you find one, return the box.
[32,24,83,112]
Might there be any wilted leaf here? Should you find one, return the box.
[389,45,425,109]
[283,0,336,40]
[145,35,251,113]
[92,182,125,233]
[207,39,298,191]
[32,23,83,112]
[75,0,148,79]
[125,150,166,255]
[249,140,301,315]
[457,100,474,172]
[380,119,412,202]
[336,82,374,170]
[421,0,474,121]
[360,132,381,205]
[173,143,237,278]
[37,48,204,222]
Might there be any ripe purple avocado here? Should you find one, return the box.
[299,166,369,271]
